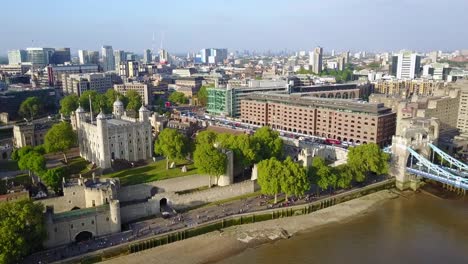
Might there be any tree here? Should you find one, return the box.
[257,157,283,204]
[105,89,127,111]
[79,90,100,113]
[18,151,45,177]
[41,167,66,193]
[347,143,390,182]
[126,90,142,113]
[335,164,353,189]
[281,157,310,201]
[252,126,283,161]
[196,86,210,106]
[193,143,227,187]
[154,128,189,169]
[11,146,34,161]
[44,122,77,164]
[168,91,188,105]
[310,157,337,194]
[59,94,79,116]
[0,199,46,264]
[195,130,218,146]
[19,97,43,121]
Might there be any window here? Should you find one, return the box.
[70,224,74,229]
[92,220,95,225]
[106,217,109,221]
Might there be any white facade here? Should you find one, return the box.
[309,47,323,74]
[396,52,421,79]
[75,102,153,169]
[78,50,88,64]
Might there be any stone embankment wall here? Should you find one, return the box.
[120,180,258,223]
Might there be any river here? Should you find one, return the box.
[218,192,468,264]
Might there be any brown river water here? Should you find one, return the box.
[218,192,468,264]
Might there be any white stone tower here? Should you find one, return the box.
[139,105,149,122]
[113,98,124,119]
[96,111,111,169]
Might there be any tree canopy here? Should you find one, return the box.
[281,157,310,200]
[19,97,44,121]
[168,91,188,105]
[347,143,390,182]
[0,199,46,264]
[59,94,79,116]
[193,142,227,187]
[17,151,46,177]
[252,126,283,162]
[154,128,190,169]
[125,90,142,113]
[257,157,283,203]
[41,167,66,193]
[44,122,77,163]
[196,85,210,106]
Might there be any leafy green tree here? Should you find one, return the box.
[44,122,77,164]
[257,157,283,204]
[195,130,218,146]
[310,157,337,193]
[0,199,46,264]
[18,151,45,177]
[347,143,390,182]
[281,157,310,201]
[253,126,283,161]
[126,90,142,113]
[59,94,79,116]
[11,146,34,161]
[105,89,127,110]
[233,134,259,168]
[41,167,66,193]
[79,90,100,113]
[194,143,227,187]
[154,128,189,169]
[19,97,43,121]
[335,164,353,189]
[168,91,188,105]
[196,86,210,106]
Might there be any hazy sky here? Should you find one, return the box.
[1,0,467,55]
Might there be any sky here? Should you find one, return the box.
[1,0,467,55]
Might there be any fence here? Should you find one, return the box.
[57,178,396,264]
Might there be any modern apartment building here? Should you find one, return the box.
[241,93,396,146]
[101,45,115,72]
[46,64,99,87]
[143,49,152,64]
[456,81,468,135]
[62,73,113,95]
[114,82,151,105]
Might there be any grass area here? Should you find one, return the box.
[105,159,197,186]
[0,160,19,171]
[65,157,90,174]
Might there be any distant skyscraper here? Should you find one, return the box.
[78,50,88,64]
[395,51,421,79]
[26,47,55,67]
[309,47,323,74]
[88,51,100,65]
[7,50,27,65]
[51,48,71,64]
[331,49,335,57]
[101,45,115,71]
[159,49,169,64]
[143,49,152,64]
[114,50,126,70]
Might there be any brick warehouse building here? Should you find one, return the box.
[241,93,396,146]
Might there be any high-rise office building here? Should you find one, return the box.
[8,50,27,65]
[309,47,323,74]
[197,48,227,64]
[159,49,169,64]
[114,50,126,70]
[26,47,55,67]
[118,61,139,78]
[101,45,115,72]
[395,51,421,79]
[51,48,71,64]
[143,49,152,64]
[88,51,100,65]
[78,50,89,64]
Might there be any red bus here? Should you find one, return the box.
[325,138,341,145]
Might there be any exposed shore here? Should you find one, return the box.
[101,190,400,264]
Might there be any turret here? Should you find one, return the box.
[113,99,124,119]
[139,105,149,122]
[109,200,121,233]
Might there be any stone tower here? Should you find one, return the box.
[113,98,124,119]
[109,200,121,233]
[96,111,111,169]
[139,105,149,122]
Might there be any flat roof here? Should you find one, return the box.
[244,93,392,115]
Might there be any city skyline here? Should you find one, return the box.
[1,0,467,55]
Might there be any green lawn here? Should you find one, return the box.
[0,160,19,171]
[105,159,198,186]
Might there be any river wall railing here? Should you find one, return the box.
[55,178,396,264]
